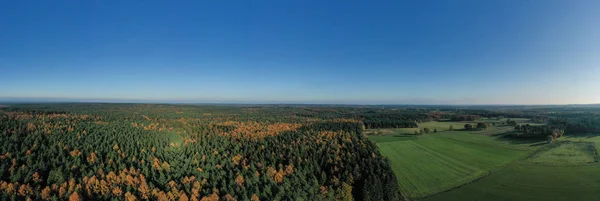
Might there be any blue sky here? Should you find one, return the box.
[1,0,599,104]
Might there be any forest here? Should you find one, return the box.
[1,103,600,201]
[0,104,406,201]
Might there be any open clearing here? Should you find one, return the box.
[527,141,598,165]
[563,134,600,152]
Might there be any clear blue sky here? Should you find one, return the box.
[1,0,599,104]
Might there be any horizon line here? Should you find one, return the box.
[0,97,598,107]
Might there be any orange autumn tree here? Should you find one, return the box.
[69,191,81,201]
[41,186,52,200]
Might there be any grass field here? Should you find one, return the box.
[369,120,600,200]
[469,125,515,135]
[563,134,600,151]
[374,131,536,198]
[417,132,600,201]
[365,121,475,136]
[368,134,418,143]
[527,141,598,165]
[365,118,541,137]
[422,163,600,201]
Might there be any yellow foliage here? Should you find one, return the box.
[5,182,15,195]
[223,194,236,201]
[18,184,32,197]
[125,191,137,201]
[232,155,242,165]
[235,175,245,187]
[41,186,52,200]
[179,193,190,201]
[156,191,169,201]
[112,186,123,197]
[139,183,150,200]
[161,161,171,171]
[200,193,220,201]
[274,169,284,183]
[285,165,294,175]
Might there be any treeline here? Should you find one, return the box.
[512,124,564,140]
[549,117,600,134]
[0,105,405,201]
[363,120,417,129]
[463,122,490,130]
[361,112,431,129]
[450,115,481,121]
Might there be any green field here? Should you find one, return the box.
[374,131,535,198]
[563,134,600,151]
[368,134,418,143]
[369,121,600,200]
[365,121,478,136]
[469,125,514,135]
[527,141,598,165]
[365,118,539,137]
[422,163,600,201]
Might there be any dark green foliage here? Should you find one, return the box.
[476,122,489,130]
[451,115,480,121]
[549,117,600,134]
[0,104,404,200]
[512,124,564,140]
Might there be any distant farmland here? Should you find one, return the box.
[368,120,600,201]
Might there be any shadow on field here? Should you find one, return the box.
[528,142,547,147]
[392,134,416,138]
[574,133,600,138]
[491,131,547,145]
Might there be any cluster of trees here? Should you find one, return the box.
[463,122,489,130]
[506,119,518,126]
[512,124,564,140]
[413,128,436,135]
[451,115,481,121]
[0,104,405,201]
[549,117,600,134]
[293,107,436,129]
[363,120,417,129]
[361,112,430,129]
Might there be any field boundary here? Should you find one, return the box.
[525,141,600,166]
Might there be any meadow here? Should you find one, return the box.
[423,163,600,201]
[372,131,535,198]
[368,120,600,200]
[364,121,470,136]
[365,117,539,137]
